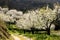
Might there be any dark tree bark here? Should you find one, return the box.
[46,20,52,35]
[46,27,50,35]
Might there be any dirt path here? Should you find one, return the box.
[11,34,33,40]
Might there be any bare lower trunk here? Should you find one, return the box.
[46,27,50,35]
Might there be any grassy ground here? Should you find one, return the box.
[7,24,60,40]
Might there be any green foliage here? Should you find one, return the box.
[8,24,60,40]
[24,34,60,40]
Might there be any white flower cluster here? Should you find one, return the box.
[0,7,23,22]
[0,6,58,30]
[16,7,57,30]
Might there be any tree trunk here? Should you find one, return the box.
[46,27,50,35]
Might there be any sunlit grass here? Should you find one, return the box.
[7,24,60,40]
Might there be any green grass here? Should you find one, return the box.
[7,24,60,40]
[22,33,60,40]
